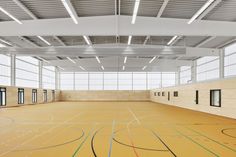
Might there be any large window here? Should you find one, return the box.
[180,66,191,84]
[133,72,147,90]
[224,43,236,77]
[89,73,103,90]
[42,66,55,89]
[60,72,74,90]
[118,72,132,90]
[197,56,219,82]
[75,73,89,90]
[162,72,176,87]
[16,56,39,88]
[147,72,161,89]
[0,54,11,86]
[104,72,118,90]
[60,72,176,90]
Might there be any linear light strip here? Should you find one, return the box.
[0,38,12,46]
[61,0,78,24]
[37,56,50,63]
[66,57,76,64]
[149,56,156,64]
[122,66,125,71]
[79,66,85,71]
[0,7,22,24]
[96,56,101,64]
[58,66,65,70]
[37,36,51,46]
[188,0,216,24]
[131,0,141,24]
[83,35,91,45]
[167,35,178,45]
[101,66,104,70]
[142,66,147,70]
[124,56,127,64]
[128,36,132,45]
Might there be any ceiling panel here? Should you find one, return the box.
[0,0,32,21]
[162,0,207,19]
[20,0,69,19]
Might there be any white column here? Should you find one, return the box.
[219,49,225,79]
[176,68,180,85]
[10,54,16,86]
[191,61,197,83]
[55,67,59,90]
[39,61,43,89]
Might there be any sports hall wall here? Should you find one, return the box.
[0,86,60,107]
[150,77,236,119]
[60,90,150,101]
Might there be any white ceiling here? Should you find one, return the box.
[0,0,235,72]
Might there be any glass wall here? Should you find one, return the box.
[42,66,55,89]
[60,72,176,90]
[162,72,176,87]
[0,54,11,86]
[16,56,39,88]
[197,56,219,82]
[60,72,74,90]
[180,66,191,84]
[224,43,236,77]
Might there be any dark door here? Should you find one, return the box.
[195,90,199,104]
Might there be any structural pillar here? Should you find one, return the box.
[10,54,16,86]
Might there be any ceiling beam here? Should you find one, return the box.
[1,16,236,36]
[216,38,236,48]
[54,36,66,46]
[18,36,39,47]
[195,36,216,47]
[0,44,219,57]
[13,0,66,46]
[144,0,169,45]
[171,0,222,46]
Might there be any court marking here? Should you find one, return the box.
[152,131,177,157]
[128,107,141,125]
[72,129,94,157]
[175,129,220,157]
[108,120,116,157]
[0,112,83,157]
[221,128,236,139]
[186,127,236,152]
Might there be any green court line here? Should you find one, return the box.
[72,130,93,157]
[186,127,236,152]
[175,129,220,157]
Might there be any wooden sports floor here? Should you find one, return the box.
[0,102,235,157]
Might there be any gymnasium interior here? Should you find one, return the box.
[0,0,236,157]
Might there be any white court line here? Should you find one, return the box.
[0,112,83,157]
[128,107,141,125]
[108,120,116,157]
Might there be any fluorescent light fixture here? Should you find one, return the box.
[79,66,85,71]
[188,0,216,24]
[37,56,50,63]
[122,66,125,71]
[0,38,12,46]
[96,56,101,64]
[124,56,127,64]
[128,36,132,45]
[66,57,76,64]
[101,66,104,70]
[0,43,6,47]
[142,66,147,70]
[37,36,51,46]
[58,66,65,70]
[83,36,91,45]
[131,0,141,24]
[167,35,178,45]
[149,56,156,64]
[0,7,22,24]
[61,0,78,24]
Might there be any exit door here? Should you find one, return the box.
[168,92,170,101]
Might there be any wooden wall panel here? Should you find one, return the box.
[150,77,236,119]
[60,90,150,101]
